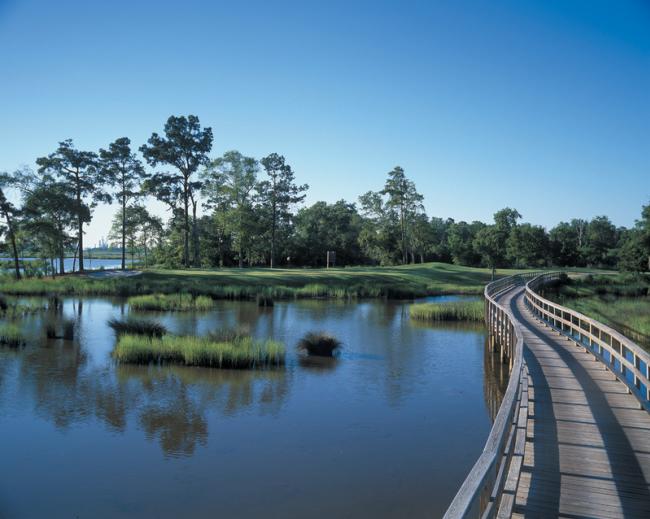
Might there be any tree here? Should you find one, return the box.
[292,200,363,266]
[549,222,580,267]
[20,177,78,275]
[36,140,108,272]
[448,220,484,266]
[583,216,618,267]
[382,166,424,264]
[99,137,147,270]
[507,223,549,267]
[259,153,308,268]
[140,115,213,267]
[618,229,648,272]
[202,151,259,268]
[358,190,401,265]
[473,226,503,279]
[0,172,22,279]
[639,202,650,270]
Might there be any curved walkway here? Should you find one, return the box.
[497,286,650,518]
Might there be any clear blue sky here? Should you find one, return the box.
[1,0,648,246]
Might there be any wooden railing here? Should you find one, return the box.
[443,272,539,519]
[525,272,650,411]
[445,271,650,518]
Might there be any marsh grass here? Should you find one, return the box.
[128,293,214,311]
[0,323,25,347]
[208,325,251,342]
[108,317,167,338]
[545,273,650,349]
[409,300,484,322]
[113,334,285,369]
[298,331,342,357]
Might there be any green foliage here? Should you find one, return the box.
[298,331,342,357]
[409,300,484,322]
[36,139,110,272]
[113,334,285,369]
[128,293,214,311]
[108,317,167,337]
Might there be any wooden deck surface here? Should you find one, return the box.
[499,287,650,518]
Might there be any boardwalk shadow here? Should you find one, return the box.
[522,345,561,516]
[510,291,650,517]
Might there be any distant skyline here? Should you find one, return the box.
[1,0,648,246]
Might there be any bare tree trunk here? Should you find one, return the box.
[121,194,126,270]
[1,208,21,280]
[77,186,84,272]
[192,198,200,267]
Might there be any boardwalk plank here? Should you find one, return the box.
[495,287,650,518]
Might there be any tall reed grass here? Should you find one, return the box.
[128,293,213,311]
[0,323,25,346]
[409,300,484,322]
[113,334,285,369]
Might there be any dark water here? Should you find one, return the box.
[0,296,507,518]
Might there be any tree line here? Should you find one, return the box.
[0,114,648,279]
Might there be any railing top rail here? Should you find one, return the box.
[525,273,650,365]
[444,272,539,519]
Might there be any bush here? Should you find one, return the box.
[298,331,342,357]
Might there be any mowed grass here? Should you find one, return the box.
[410,300,484,322]
[128,294,213,311]
[113,334,285,369]
[0,263,538,298]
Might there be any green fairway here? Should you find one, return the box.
[0,262,534,298]
[141,263,529,292]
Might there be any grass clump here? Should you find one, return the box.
[298,331,342,357]
[128,293,214,312]
[409,300,484,322]
[108,317,167,338]
[113,334,285,369]
[0,323,25,347]
[208,325,251,342]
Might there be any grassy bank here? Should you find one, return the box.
[544,274,650,349]
[0,262,533,299]
[410,300,484,322]
[113,334,285,369]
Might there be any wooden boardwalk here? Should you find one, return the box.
[498,286,650,518]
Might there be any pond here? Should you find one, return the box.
[0,296,507,518]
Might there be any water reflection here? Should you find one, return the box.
[1,295,506,517]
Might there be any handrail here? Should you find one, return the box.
[524,272,650,411]
[443,272,541,519]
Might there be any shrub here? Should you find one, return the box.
[298,331,342,357]
[108,317,167,338]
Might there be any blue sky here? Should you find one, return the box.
[0,0,648,246]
